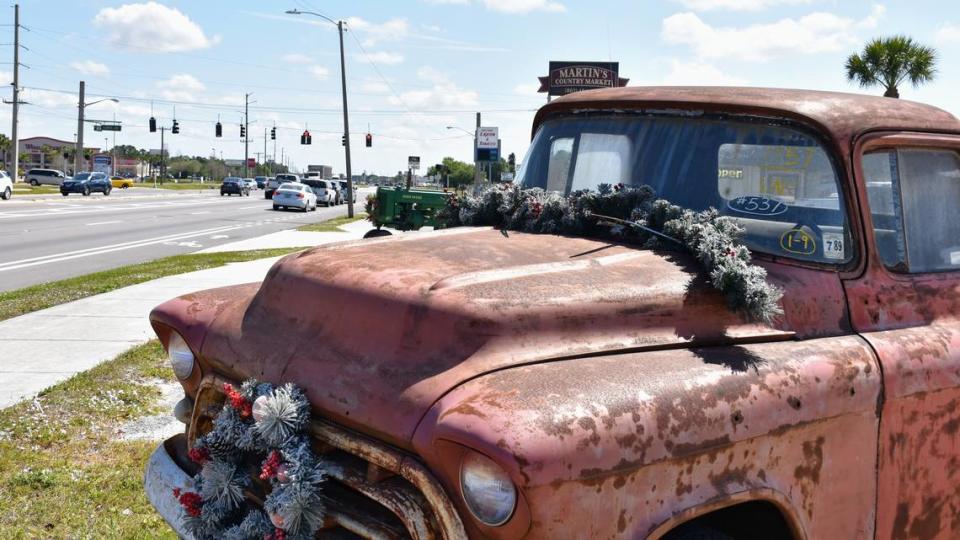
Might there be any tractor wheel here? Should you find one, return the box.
[363,229,392,239]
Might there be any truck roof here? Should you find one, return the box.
[534,86,960,143]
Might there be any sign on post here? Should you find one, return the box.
[475,127,499,162]
[92,154,113,175]
[408,156,420,170]
[537,61,629,97]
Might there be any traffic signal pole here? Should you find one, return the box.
[75,81,85,174]
[244,93,250,177]
[337,20,354,218]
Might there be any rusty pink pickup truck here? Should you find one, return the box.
[145,87,960,539]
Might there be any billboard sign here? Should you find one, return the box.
[408,156,420,170]
[92,154,112,175]
[537,61,629,97]
[476,127,498,149]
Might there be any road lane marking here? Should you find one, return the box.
[190,211,211,215]
[0,224,242,271]
[86,220,122,226]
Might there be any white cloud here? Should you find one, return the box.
[20,88,77,108]
[358,51,404,65]
[662,10,864,61]
[936,22,960,43]
[859,4,886,29]
[93,2,219,53]
[346,17,410,46]
[70,60,110,76]
[660,60,748,85]
[309,66,330,80]
[514,82,541,95]
[157,73,205,101]
[673,0,811,10]
[281,53,314,64]
[388,66,478,109]
[427,0,565,12]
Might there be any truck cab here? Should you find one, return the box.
[146,87,960,539]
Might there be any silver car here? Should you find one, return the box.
[272,182,317,212]
[25,168,68,186]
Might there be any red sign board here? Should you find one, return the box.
[247,158,256,167]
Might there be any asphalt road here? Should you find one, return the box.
[0,187,361,292]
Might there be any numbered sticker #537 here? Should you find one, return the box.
[822,232,845,260]
[726,196,788,216]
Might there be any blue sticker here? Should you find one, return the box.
[726,196,788,216]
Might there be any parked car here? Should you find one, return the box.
[242,178,257,190]
[266,173,299,199]
[337,180,356,204]
[147,87,960,539]
[220,177,249,197]
[303,179,336,206]
[61,172,111,196]
[111,176,134,189]
[254,176,269,189]
[0,170,12,200]
[25,168,68,186]
[271,182,317,212]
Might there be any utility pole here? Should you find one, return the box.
[337,20,355,217]
[473,112,481,190]
[159,126,166,184]
[244,93,250,177]
[10,4,20,180]
[75,80,85,174]
[263,127,267,175]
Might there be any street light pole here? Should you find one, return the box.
[75,81,85,173]
[286,8,354,217]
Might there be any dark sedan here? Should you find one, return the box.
[60,172,111,196]
[220,177,250,196]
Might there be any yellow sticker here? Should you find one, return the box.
[780,229,816,255]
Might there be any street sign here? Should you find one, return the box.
[92,155,112,175]
[408,156,420,170]
[475,147,499,162]
[246,158,256,168]
[99,124,121,132]
[476,127,498,149]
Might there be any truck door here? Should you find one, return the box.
[844,133,960,539]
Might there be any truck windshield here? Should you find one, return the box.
[517,115,851,264]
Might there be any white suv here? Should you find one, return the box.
[0,170,12,200]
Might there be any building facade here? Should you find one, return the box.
[18,136,100,175]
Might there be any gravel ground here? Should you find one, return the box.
[115,379,183,441]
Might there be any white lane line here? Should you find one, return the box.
[86,220,122,226]
[0,224,242,271]
[190,211,211,215]
[240,205,265,209]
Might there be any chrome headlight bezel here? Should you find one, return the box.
[459,451,517,527]
[167,332,196,380]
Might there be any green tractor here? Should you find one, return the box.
[364,185,453,238]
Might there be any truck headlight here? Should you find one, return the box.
[460,451,516,526]
[167,332,196,380]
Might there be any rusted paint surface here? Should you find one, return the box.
[177,228,855,450]
[417,337,880,537]
[537,87,960,146]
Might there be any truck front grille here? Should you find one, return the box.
[188,376,467,540]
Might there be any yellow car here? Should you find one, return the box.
[111,177,134,188]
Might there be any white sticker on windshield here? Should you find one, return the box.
[950,251,960,266]
[822,233,844,260]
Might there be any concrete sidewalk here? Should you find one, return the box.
[0,223,369,409]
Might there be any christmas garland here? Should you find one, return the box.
[429,183,783,323]
[173,380,326,540]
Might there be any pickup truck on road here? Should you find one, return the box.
[145,87,960,539]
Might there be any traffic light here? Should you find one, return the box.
[300,130,311,145]
[149,116,156,133]
[172,120,180,134]
[270,127,276,140]
[341,134,346,147]
[365,133,372,147]
[240,125,246,138]
[215,122,222,137]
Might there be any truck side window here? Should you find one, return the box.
[546,137,573,192]
[864,148,960,272]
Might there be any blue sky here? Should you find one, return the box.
[2,0,960,175]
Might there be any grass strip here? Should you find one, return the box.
[297,212,368,232]
[0,340,178,538]
[0,248,307,323]
[151,183,217,190]
[11,184,61,195]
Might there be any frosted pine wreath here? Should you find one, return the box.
[435,183,784,323]
[172,380,327,540]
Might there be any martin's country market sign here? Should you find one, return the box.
[538,61,629,97]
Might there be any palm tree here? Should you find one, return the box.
[845,36,936,98]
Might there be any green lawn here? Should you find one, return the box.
[0,341,178,538]
[297,212,368,232]
[150,182,217,190]
[0,248,307,323]
[11,184,61,195]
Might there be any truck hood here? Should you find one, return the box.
[198,227,792,449]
